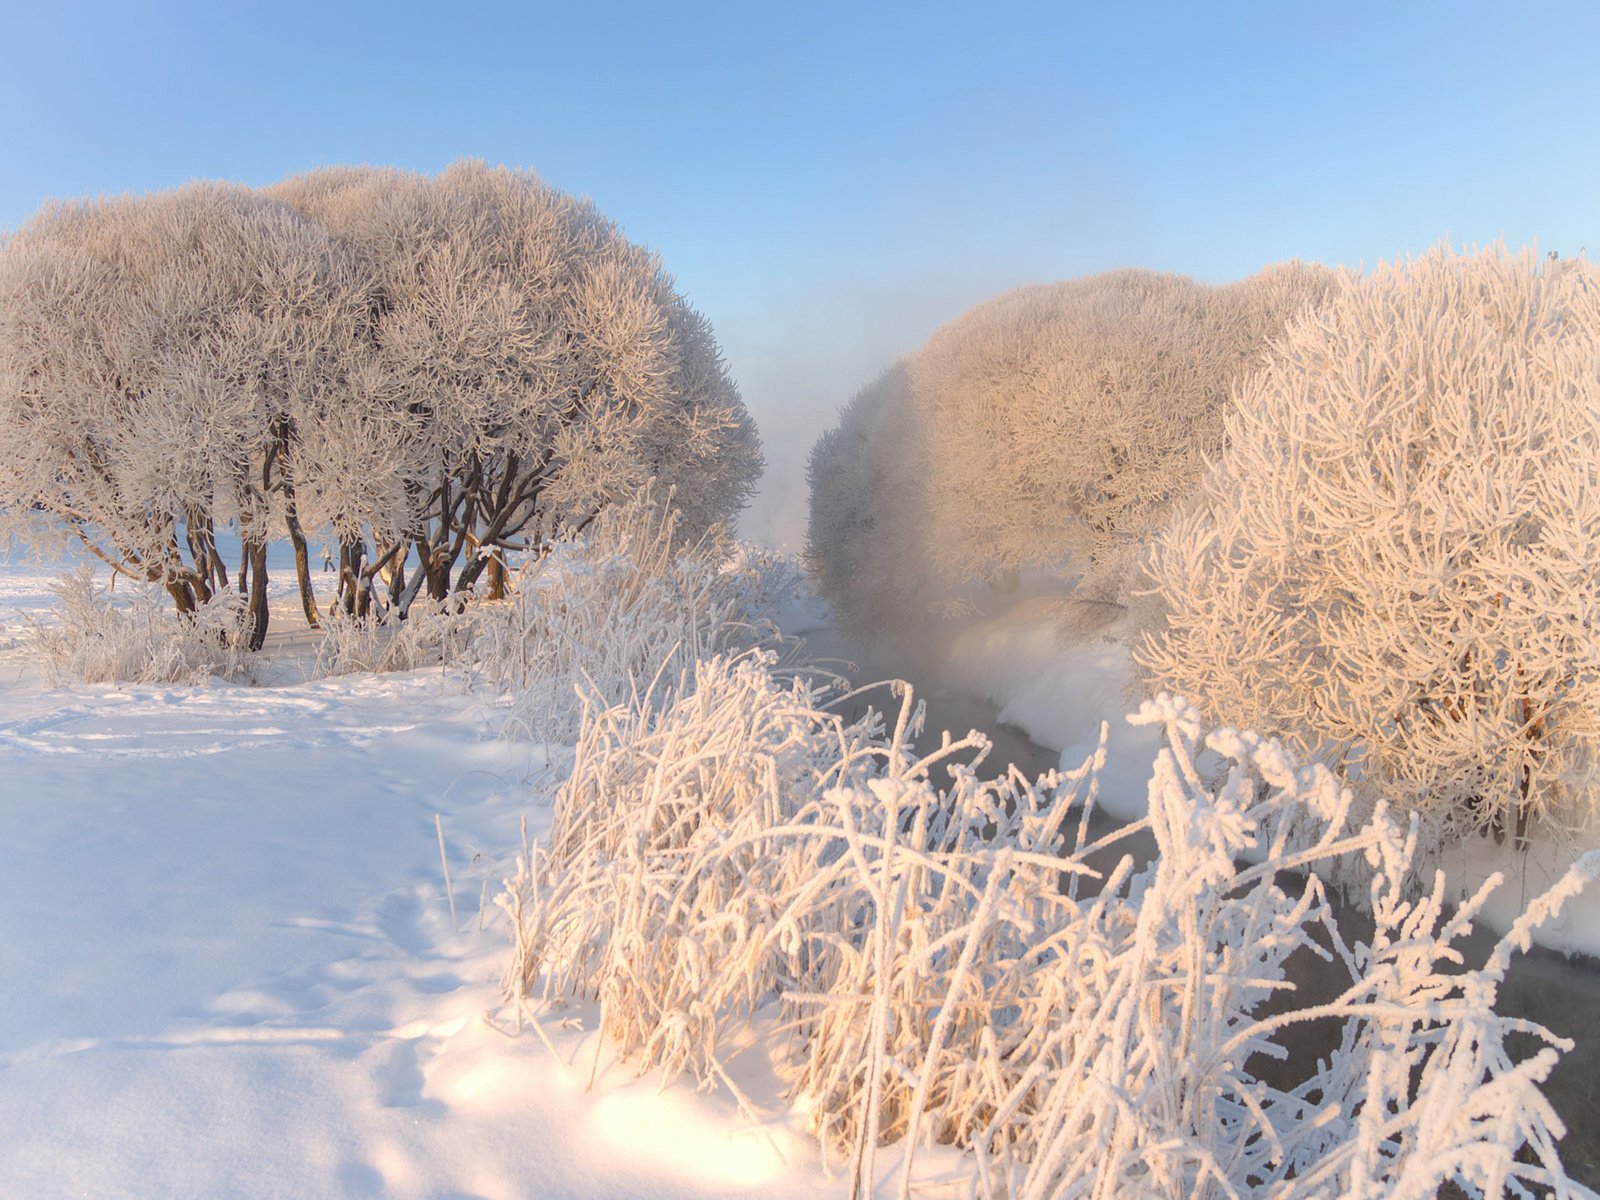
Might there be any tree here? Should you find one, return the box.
[913,264,1340,594]
[267,161,760,618]
[0,183,372,647]
[805,264,1337,632]
[1,162,762,644]
[804,362,931,633]
[1137,245,1600,842]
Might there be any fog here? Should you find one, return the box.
[721,263,1050,551]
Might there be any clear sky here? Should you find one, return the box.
[4,0,1597,545]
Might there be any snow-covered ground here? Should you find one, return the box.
[6,549,1599,1196]
[0,552,865,1199]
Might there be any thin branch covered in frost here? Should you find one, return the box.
[502,655,1596,1198]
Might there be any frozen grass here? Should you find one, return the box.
[470,499,796,743]
[502,656,1599,1200]
[311,599,482,677]
[26,566,251,685]
[27,497,796,723]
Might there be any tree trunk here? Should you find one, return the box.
[166,578,198,617]
[454,551,487,596]
[283,502,320,629]
[425,542,452,603]
[388,556,408,610]
[244,538,269,651]
[395,539,430,619]
[334,537,364,617]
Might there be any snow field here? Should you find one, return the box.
[6,532,1599,1197]
[0,555,840,1200]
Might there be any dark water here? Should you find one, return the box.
[806,625,1600,1190]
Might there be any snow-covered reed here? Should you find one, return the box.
[473,497,794,741]
[311,598,482,677]
[502,656,1598,1199]
[26,566,250,684]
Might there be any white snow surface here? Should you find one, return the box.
[0,553,864,1200]
[933,586,1600,959]
[9,546,1597,1196]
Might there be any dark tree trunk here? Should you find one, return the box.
[425,543,452,603]
[454,552,487,595]
[184,517,223,603]
[166,578,198,617]
[244,538,269,651]
[388,556,407,609]
[282,500,320,629]
[334,537,365,617]
[395,538,430,619]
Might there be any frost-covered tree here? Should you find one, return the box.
[1138,245,1600,842]
[0,183,373,647]
[916,263,1340,591]
[806,263,1337,632]
[1,162,761,644]
[268,161,761,616]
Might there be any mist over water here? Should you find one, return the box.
[723,263,1062,551]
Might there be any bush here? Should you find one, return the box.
[27,567,249,685]
[1138,245,1600,842]
[805,264,1338,633]
[468,493,794,742]
[501,656,1597,1199]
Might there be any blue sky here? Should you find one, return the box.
[4,0,1597,544]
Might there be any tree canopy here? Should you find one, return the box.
[0,162,762,646]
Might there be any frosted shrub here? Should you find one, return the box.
[473,496,791,741]
[805,264,1338,630]
[502,657,1595,1198]
[1139,246,1600,842]
[27,567,249,684]
[311,599,483,677]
